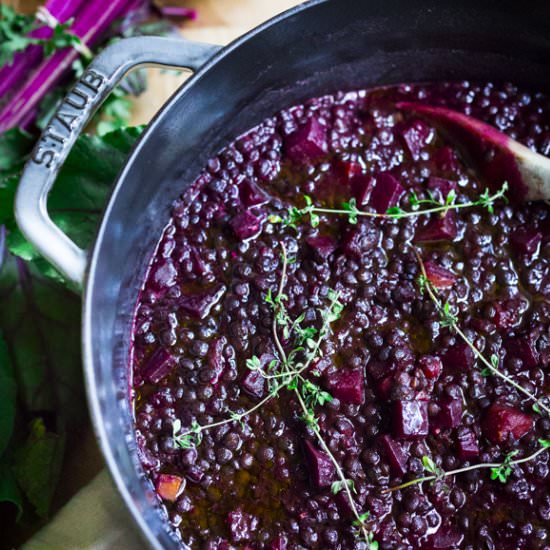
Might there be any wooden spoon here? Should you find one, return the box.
[396,102,550,203]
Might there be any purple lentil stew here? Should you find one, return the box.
[131,81,550,549]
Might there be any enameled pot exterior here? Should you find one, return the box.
[15,0,550,547]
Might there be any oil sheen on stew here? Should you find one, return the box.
[131,81,550,550]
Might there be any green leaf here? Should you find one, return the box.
[14,418,65,518]
[0,254,84,423]
[538,439,550,449]
[0,331,16,455]
[246,356,261,371]
[0,127,34,172]
[0,462,23,520]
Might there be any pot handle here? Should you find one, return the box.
[14,36,221,286]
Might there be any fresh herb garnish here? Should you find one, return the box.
[281,182,508,226]
[384,440,549,493]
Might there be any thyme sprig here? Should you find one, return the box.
[383,439,550,493]
[277,182,508,227]
[415,250,550,417]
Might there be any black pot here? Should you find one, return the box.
[15,0,550,547]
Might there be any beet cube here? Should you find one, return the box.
[231,210,263,241]
[504,337,539,369]
[482,404,533,443]
[433,146,458,171]
[418,355,442,380]
[434,398,463,430]
[286,117,328,162]
[239,178,269,207]
[350,174,375,205]
[179,284,226,319]
[441,343,474,371]
[376,375,393,400]
[456,428,479,460]
[241,369,265,399]
[425,526,464,549]
[414,213,457,242]
[325,369,364,405]
[306,235,337,260]
[424,260,456,288]
[334,158,363,184]
[208,337,227,385]
[400,119,433,160]
[227,508,258,543]
[393,400,429,438]
[427,176,458,199]
[156,474,184,502]
[510,227,542,255]
[380,435,409,476]
[143,348,176,383]
[369,172,404,213]
[304,440,335,488]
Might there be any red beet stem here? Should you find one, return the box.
[0,0,134,133]
[159,6,198,20]
[0,0,87,100]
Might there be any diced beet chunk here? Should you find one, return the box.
[325,368,364,404]
[393,400,429,438]
[425,525,464,549]
[456,428,480,460]
[239,178,269,207]
[380,435,409,476]
[504,337,539,369]
[306,235,336,260]
[418,355,442,380]
[376,375,393,400]
[334,158,363,184]
[369,172,404,213]
[231,210,263,241]
[427,176,458,199]
[424,260,456,288]
[510,226,542,255]
[286,117,328,162]
[400,119,433,160]
[433,398,463,430]
[179,284,226,319]
[208,337,227,385]
[304,440,335,488]
[433,146,458,171]
[241,369,265,399]
[441,343,474,371]
[227,508,258,543]
[482,404,533,443]
[156,474,184,502]
[143,348,176,383]
[414,213,457,242]
[350,174,375,205]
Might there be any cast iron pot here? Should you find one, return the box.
[14,0,550,547]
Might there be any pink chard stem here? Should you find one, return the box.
[0,0,87,100]
[0,0,134,133]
